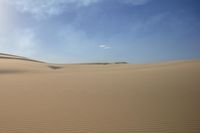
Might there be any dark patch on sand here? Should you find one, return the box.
[48,65,63,70]
[0,69,28,74]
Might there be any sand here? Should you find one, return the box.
[0,54,200,132]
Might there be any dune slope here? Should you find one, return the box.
[0,55,200,133]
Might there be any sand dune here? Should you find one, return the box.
[0,53,43,63]
[0,54,200,132]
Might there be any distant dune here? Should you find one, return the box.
[0,53,200,132]
[0,53,43,63]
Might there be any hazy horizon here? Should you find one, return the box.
[0,0,200,63]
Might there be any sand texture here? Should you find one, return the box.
[0,54,200,133]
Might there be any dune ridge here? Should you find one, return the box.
[0,53,44,63]
[0,53,200,133]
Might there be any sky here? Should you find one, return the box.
[0,0,200,63]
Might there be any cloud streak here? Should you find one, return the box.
[6,0,152,19]
[122,0,151,5]
[99,44,111,49]
[6,0,99,19]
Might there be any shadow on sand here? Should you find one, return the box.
[0,69,28,74]
[48,65,63,70]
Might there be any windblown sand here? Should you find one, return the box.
[0,56,200,132]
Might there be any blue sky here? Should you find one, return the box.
[0,0,200,63]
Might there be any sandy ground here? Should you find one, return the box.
[0,55,200,132]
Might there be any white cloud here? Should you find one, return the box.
[5,0,151,19]
[122,0,151,5]
[99,44,111,49]
[6,0,99,19]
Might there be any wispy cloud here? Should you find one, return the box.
[122,0,151,5]
[99,44,111,49]
[6,0,152,19]
[6,0,99,19]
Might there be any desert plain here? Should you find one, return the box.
[0,53,200,133]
